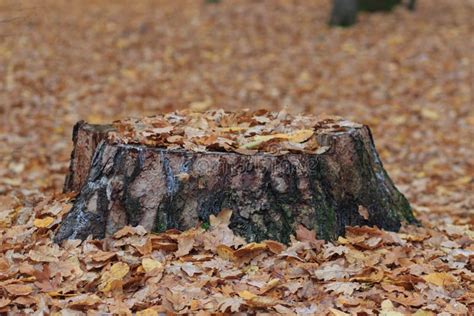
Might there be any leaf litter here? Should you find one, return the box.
[0,0,472,314]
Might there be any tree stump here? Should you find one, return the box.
[55,110,418,243]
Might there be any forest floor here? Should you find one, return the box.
[0,0,472,314]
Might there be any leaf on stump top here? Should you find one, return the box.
[109,110,350,155]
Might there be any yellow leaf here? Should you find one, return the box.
[260,278,280,294]
[110,262,130,278]
[34,217,55,228]
[240,134,288,149]
[99,262,130,293]
[337,236,350,244]
[422,272,457,287]
[238,290,257,300]
[420,108,440,120]
[142,258,163,273]
[288,129,314,143]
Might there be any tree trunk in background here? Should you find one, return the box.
[407,0,416,11]
[56,122,418,244]
[329,0,358,27]
[329,0,416,27]
[358,0,401,12]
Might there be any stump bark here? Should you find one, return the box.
[56,120,418,243]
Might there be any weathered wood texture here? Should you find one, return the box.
[56,122,418,243]
[64,121,113,193]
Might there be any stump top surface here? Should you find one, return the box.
[107,110,363,155]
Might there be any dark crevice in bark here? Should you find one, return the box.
[197,157,231,223]
[123,149,145,226]
[153,153,194,232]
[262,166,295,243]
[307,155,338,240]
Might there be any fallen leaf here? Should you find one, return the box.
[0,297,11,308]
[357,205,369,220]
[209,209,233,227]
[422,272,458,288]
[142,258,163,273]
[216,245,237,261]
[99,262,130,293]
[324,282,361,295]
[3,284,33,296]
[33,216,55,228]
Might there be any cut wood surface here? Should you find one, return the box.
[56,111,418,243]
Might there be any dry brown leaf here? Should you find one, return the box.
[234,242,267,258]
[3,284,33,296]
[216,245,237,262]
[0,297,11,308]
[262,240,286,254]
[209,209,233,227]
[422,272,458,288]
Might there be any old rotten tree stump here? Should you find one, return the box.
[55,110,418,243]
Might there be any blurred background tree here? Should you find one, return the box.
[329,0,416,26]
[203,0,416,27]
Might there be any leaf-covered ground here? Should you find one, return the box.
[0,0,472,314]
